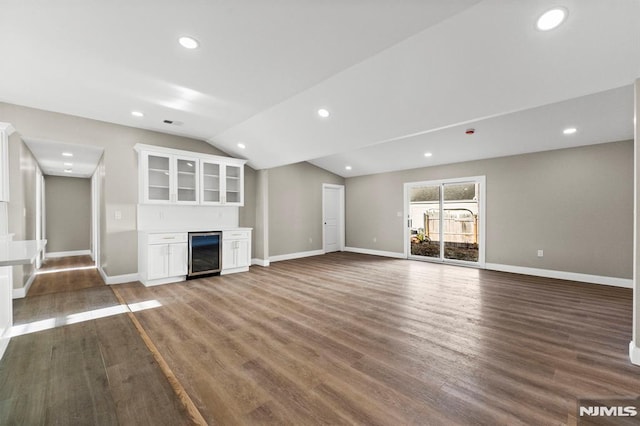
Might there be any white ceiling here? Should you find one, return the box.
[23,138,104,178]
[1,1,639,177]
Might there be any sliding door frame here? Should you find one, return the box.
[403,175,486,268]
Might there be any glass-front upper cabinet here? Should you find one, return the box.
[145,153,172,203]
[140,151,199,204]
[224,164,243,205]
[135,144,245,206]
[199,159,244,206]
[201,161,221,204]
[175,156,199,204]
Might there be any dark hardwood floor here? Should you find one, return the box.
[1,252,638,425]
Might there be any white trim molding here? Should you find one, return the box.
[98,266,139,285]
[0,327,10,361]
[12,273,36,299]
[252,258,270,267]
[46,250,91,259]
[141,276,186,287]
[485,263,633,289]
[630,341,640,366]
[0,332,9,361]
[344,247,405,259]
[269,250,324,263]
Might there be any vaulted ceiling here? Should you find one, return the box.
[1,1,638,177]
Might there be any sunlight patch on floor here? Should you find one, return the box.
[10,299,162,337]
[36,265,97,275]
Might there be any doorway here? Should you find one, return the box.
[322,184,345,253]
[404,176,485,267]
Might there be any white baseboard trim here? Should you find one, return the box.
[269,250,325,263]
[251,258,270,267]
[98,266,139,285]
[485,263,632,289]
[46,250,91,259]
[12,272,36,299]
[0,332,9,362]
[630,341,640,366]
[221,266,250,275]
[344,247,405,259]
[141,276,185,287]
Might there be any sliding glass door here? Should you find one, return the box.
[405,176,485,266]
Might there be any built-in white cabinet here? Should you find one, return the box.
[139,232,188,286]
[135,144,245,206]
[138,228,251,286]
[140,151,200,205]
[0,123,16,203]
[222,229,251,274]
[200,160,245,206]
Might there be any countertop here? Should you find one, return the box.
[138,227,252,234]
[0,240,47,267]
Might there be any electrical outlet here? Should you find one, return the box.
[397,211,402,217]
[537,249,544,257]
[308,237,313,244]
[373,237,377,243]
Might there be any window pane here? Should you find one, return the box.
[409,184,440,258]
[443,183,478,262]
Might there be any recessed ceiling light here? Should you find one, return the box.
[237,143,246,149]
[318,108,330,118]
[64,169,72,173]
[424,152,433,157]
[345,166,352,171]
[131,111,144,117]
[563,127,577,135]
[63,162,73,166]
[62,152,73,157]
[536,7,567,31]
[178,36,199,49]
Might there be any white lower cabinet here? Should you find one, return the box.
[139,228,251,284]
[139,232,188,286]
[222,230,251,274]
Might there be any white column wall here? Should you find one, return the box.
[632,78,640,366]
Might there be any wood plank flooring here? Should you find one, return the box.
[2,281,190,424]
[28,255,105,296]
[1,252,639,425]
[113,252,639,425]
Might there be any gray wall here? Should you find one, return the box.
[239,166,257,258]
[45,175,91,253]
[268,162,344,257]
[253,170,269,261]
[0,102,231,276]
[7,135,38,289]
[346,140,633,279]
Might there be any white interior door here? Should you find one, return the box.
[323,184,344,253]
